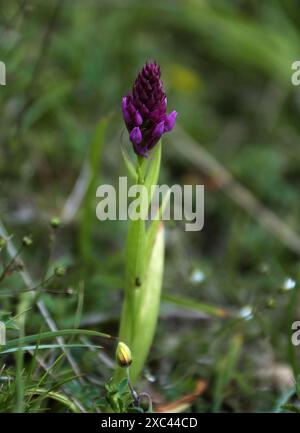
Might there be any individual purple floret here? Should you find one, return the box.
[122,62,177,157]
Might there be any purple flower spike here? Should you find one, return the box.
[122,62,177,157]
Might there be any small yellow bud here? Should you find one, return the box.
[266,298,275,309]
[54,266,66,277]
[22,236,33,247]
[0,237,7,249]
[116,342,132,368]
[50,217,60,229]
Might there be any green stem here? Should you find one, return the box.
[116,157,147,381]
[115,143,164,384]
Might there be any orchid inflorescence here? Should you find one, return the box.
[122,62,177,157]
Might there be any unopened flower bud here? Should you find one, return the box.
[54,266,66,277]
[0,237,7,249]
[116,341,132,368]
[22,236,32,247]
[50,217,61,229]
[266,298,275,309]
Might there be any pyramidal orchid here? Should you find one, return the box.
[115,62,177,385]
[122,62,177,157]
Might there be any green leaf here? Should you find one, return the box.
[130,223,165,384]
[162,293,229,318]
[28,353,66,407]
[213,333,243,412]
[117,378,129,395]
[119,216,146,346]
[281,403,300,413]
[125,218,146,292]
[116,141,163,384]
[0,343,102,354]
[145,187,170,263]
[121,145,138,182]
[143,141,162,217]
[25,389,81,413]
[79,117,108,265]
[0,329,111,354]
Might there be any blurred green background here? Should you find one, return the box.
[1,0,300,412]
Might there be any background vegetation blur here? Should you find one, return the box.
[1,0,300,412]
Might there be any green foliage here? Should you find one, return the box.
[117,142,164,383]
[213,333,243,412]
[104,378,133,413]
[1,0,300,413]
[79,117,109,266]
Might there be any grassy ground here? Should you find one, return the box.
[1,0,300,412]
